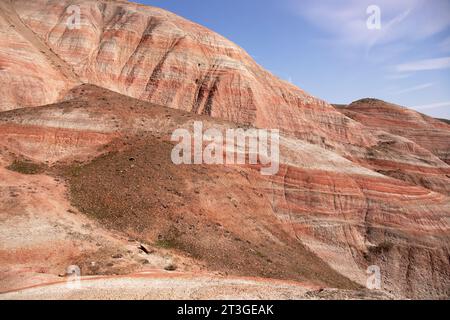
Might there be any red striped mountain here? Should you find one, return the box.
[0,0,449,298]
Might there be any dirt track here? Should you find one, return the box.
[0,271,390,300]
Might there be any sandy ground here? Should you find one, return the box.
[0,271,390,300]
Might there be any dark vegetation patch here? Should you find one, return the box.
[331,104,347,109]
[368,240,394,254]
[7,159,45,175]
[436,118,450,125]
[155,238,178,249]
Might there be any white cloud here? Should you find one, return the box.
[391,82,434,95]
[413,101,450,110]
[395,57,450,72]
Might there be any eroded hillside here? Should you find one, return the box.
[0,85,448,298]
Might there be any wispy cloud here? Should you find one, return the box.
[365,8,412,55]
[391,82,434,95]
[413,101,450,110]
[395,57,450,72]
[289,0,450,58]
[385,73,412,80]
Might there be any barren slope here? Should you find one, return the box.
[0,0,79,110]
[337,99,450,165]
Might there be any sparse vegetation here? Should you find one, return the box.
[437,118,450,125]
[61,137,360,290]
[7,160,44,175]
[155,239,177,249]
[254,250,266,259]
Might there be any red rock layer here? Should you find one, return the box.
[265,164,450,298]
[0,0,79,111]
[338,99,450,165]
[0,123,116,163]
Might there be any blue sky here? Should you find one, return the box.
[140,0,450,119]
